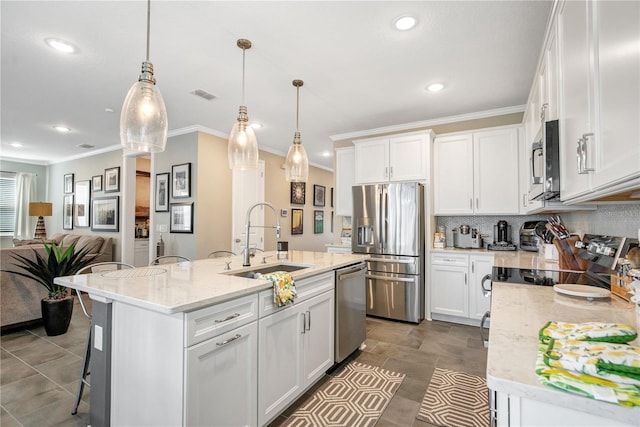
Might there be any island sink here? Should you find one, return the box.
[225,263,312,278]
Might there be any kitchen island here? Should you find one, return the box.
[487,282,640,426]
[55,251,367,427]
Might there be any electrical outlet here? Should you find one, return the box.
[157,224,168,233]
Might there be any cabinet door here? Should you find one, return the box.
[335,147,355,216]
[258,304,304,427]
[544,19,559,121]
[354,139,388,184]
[302,291,335,387]
[433,134,474,215]
[185,322,258,427]
[473,128,519,215]
[592,0,640,190]
[388,133,427,182]
[468,255,494,320]
[430,264,468,317]
[558,0,593,200]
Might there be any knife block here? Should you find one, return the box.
[553,236,587,271]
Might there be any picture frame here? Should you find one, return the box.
[63,173,74,194]
[170,202,194,233]
[92,175,103,192]
[290,182,305,205]
[313,184,326,207]
[172,163,191,198]
[104,166,120,193]
[314,210,324,234]
[62,194,74,230]
[92,196,119,232]
[330,187,334,208]
[74,180,91,227]
[155,172,170,212]
[291,208,303,235]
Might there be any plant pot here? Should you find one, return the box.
[41,296,74,336]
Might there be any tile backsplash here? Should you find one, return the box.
[436,203,640,248]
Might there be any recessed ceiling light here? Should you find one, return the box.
[395,16,417,31]
[249,123,262,129]
[45,38,77,54]
[426,83,445,92]
[321,151,332,157]
[105,108,114,113]
[53,125,71,132]
[10,142,23,148]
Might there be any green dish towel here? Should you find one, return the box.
[539,321,638,344]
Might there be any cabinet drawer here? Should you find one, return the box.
[259,272,334,318]
[431,253,469,267]
[185,293,258,347]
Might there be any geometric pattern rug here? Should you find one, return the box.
[282,361,405,427]
[416,368,489,427]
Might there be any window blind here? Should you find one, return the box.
[0,172,17,234]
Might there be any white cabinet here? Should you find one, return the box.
[133,239,149,267]
[258,272,335,426]
[434,127,519,215]
[354,131,432,184]
[335,147,355,217]
[430,252,494,325]
[557,0,640,202]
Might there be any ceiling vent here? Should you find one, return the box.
[76,143,95,149]
[190,89,217,101]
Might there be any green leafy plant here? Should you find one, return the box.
[6,241,99,300]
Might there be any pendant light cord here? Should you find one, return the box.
[295,86,300,131]
[145,0,151,61]
[241,47,246,105]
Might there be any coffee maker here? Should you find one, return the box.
[487,220,517,251]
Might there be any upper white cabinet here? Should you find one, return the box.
[335,147,355,217]
[557,0,640,202]
[354,130,432,184]
[434,126,520,215]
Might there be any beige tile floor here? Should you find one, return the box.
[1,302,487,427]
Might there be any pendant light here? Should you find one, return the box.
[120,0,168,153]
[228,39,258,170]
[284,80,309,182]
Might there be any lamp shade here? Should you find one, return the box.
[120,77,168,152]
[284,132,309,182]
[228,106,259,169]
[29,202,52,217]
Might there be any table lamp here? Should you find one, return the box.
[29,202,53,240]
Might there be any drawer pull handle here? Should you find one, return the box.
[215,313,241,323]
[216,334,242,347]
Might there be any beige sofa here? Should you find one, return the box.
[1,233,113,331]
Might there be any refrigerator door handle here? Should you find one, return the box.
[368,257,415,264]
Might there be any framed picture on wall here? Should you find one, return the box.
[155,172,170,212]
[291,182,305,205]
[314,210,324,234]
[62,194,74,230]
[170,202,194,233]
[313,185,325,207]
[104,167,120,193]
[291,208,303,235]
[63,173,74,194]
[92,175,103,192]
[74,180,91,227]
[172,163,191,198]
[92,196,119,232]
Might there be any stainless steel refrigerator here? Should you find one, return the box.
[351,182,425,323]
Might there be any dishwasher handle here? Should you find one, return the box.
[338,265,365,281]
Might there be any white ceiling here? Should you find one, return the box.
[1,1,552,170]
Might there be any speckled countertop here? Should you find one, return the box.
[432,247,563,270]
[55,251,367,315]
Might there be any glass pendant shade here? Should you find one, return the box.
[120,74,168,152]
[228,105,259,169]
[285,131,309,182]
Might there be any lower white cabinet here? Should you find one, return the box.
[258,272,335,426]
[134,239,149,267]
[430,252,493,325]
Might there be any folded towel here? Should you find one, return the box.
[256,271,297,307]
[539,321,638,344]
[543,338,640,385]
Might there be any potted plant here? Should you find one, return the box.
[5,241,99,336]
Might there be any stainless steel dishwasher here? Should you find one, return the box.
[335,262,366,363]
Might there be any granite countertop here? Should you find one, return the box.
[433,247,563,271]
[487,282,640,424]
[55,251,367,315]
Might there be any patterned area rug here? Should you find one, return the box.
[416,368,489,427]
[282,361,405,427]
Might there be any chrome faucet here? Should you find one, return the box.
[243,202,281,267]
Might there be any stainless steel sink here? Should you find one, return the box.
[225,263,312,278]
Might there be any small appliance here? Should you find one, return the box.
[487,220,517,251]
[453,225,483,249]
[529,120,560,201]
[519,220,546,252]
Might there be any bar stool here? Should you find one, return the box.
[149,255,191,265]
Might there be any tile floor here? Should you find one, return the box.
[1,303,487,427]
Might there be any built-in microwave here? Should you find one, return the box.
[528,119,560,201]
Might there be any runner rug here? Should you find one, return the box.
[282,361,405,427]
[416,368,489,427]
